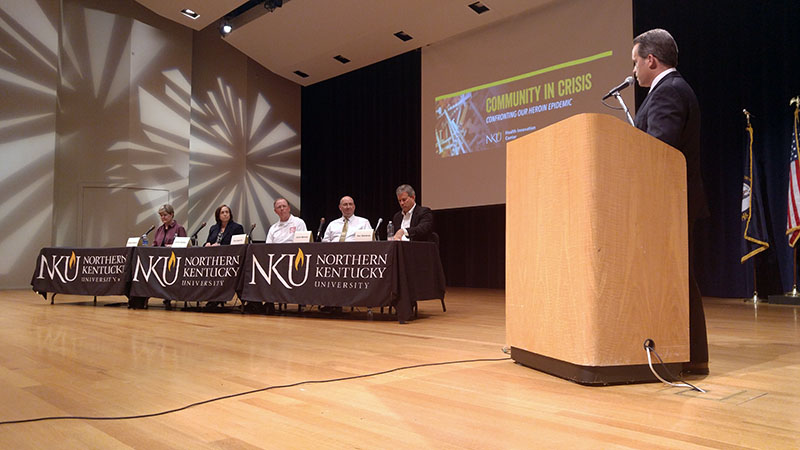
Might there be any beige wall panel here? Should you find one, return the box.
[0,0,59,288]
[80,186,169,247]
[53,0,192,249]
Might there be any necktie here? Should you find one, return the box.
[339,218,348,242]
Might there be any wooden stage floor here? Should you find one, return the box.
[0,289,798,448]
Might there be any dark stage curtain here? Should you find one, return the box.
[634,0,800,297]
[301,50,421,239]
[434,205,506,289]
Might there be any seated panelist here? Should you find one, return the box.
[266,198,307,243]
[391,184,434,242]
[322,196,371,242]
[204,204,245,246]
[152,203,186,247]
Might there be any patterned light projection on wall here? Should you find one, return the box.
[0,0,58,286]
[189,78,301,240]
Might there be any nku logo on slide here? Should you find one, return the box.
[485,132,503,144]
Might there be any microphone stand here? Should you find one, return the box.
[613,92,635,126]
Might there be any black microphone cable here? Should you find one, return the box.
[0,356,511,425]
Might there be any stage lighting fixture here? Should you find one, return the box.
[220,21,233,36]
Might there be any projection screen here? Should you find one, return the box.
[422,0,634,209]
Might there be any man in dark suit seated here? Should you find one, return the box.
[391,184,433,242]
[632,28,709,375]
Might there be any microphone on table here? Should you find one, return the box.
[374,217,383,241]
[140,224,156,246]
[190,221,206,246]
[248,223,256,242]
[316,217,326,241]
[601,76,634,100]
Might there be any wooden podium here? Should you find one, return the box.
[506,113,689,385]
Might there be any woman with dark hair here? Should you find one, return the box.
[204,204,245,247]
[152,203,187,247]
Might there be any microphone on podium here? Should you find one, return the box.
[601,76,634,100]
[190,222,207,246]
[316,218,326,242]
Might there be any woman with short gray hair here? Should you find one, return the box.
[152,203,187,246]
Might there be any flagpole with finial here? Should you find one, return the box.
[790,97,800,296]
[743,109,760,303]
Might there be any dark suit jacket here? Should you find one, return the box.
[634,70,708,222]
[392,205,434,242]
[205,221,245,245]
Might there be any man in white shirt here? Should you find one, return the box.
[266,198,307,243]
[322,196,371,242]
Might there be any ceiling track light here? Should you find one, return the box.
[220,21,233,36]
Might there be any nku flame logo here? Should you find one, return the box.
[485,132,503,144]
[249,248,310,289]
[132,252,181,286]
[36,251,80,282]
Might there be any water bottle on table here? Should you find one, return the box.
[386,221,394,241]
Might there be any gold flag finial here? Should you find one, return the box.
[743,109,753,126]
[790,96,799,108]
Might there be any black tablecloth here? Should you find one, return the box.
[31,242,446,323]
[241,241,445,322]
[31,247,133,296]
[129,245,247,303]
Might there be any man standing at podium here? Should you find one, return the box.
[632,28,709,375]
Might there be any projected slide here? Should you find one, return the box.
[434,51,608,158]
[421,0,633,209]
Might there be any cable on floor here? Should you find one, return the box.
[0,356,512,426]
[643,339,705,393]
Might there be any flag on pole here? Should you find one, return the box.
[741,120,769,262]
[787,106,800,246]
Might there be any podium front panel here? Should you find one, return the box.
[506,113,689,383]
